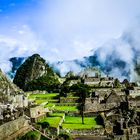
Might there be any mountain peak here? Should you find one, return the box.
[13,54,60,91]
[13,54,47,90]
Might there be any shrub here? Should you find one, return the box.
[56,132,73,140]
[18,131,40,140]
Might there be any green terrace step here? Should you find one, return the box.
[53,106,78,112]
[35,99,48,104]
[45,103,78,112]
[38,116,62,128]
[35,99,59,104]
[48,113,65,117]
[28,93,59,99]
[62,116,102,129]
[55,103,79,106]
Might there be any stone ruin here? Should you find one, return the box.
[0,69,29,125]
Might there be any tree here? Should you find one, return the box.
[76,83,89,124]
[123,79,130,88]
[37,122,50,134]
[56,132,73,140]
[18,131,40,140]
[114,78,121,88]
[95,114,104,126]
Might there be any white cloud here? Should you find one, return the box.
[0,0,140,78]
[0,25,44,72]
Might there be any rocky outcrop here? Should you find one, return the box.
[0,69,21,103]
[0,69,28,108]
[0,116,30,140]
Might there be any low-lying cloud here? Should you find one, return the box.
[54,25,140,82]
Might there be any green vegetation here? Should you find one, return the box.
[28,93,59,105]
[18,130,40,140]
[38,113,64,129]
[35,99,48,104]
[37,122,50,129]
[56,132,73,140]
[62,116,102,129]
[26,71,60,92]
[40,136,50,140]
[72,83,90,124]
[29,93,59,99]
[13,54,60,92]
[54,106,78,111]
[39,117,62,128]
[35,99,58,105]
[95,114,105,126]
[114,78,121,88]
[48,113,65,117]
[13,54,46,90]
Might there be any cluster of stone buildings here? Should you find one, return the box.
[79,68,140,139]
[58,67,140,139]
[1,66,140,139]
[0,69,50,139]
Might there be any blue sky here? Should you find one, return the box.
[0,0,140,72]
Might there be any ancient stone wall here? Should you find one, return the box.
[114,135,140,140]
[84,98,120,112]
[0,116,30,140]
[60,97,79,103]
[61,128,105,136]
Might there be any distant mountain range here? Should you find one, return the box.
[7,55,100,79]
[51,55,100,76]
[7,50,140,82]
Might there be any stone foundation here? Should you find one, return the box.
[61,128,105,136]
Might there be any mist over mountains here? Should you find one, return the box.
[4,25,140,83]
[52,27,140,82]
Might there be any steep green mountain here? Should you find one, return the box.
[13,54,60,91]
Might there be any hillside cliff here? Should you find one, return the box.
[0,69,22,103]
[13,54,60,91]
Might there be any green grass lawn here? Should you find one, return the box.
[35,99,58,105]
[54,106,78,111]
[45,104,78,112]
[29,93,59,99]
[39,117,62,128]
[62,116,102,129]
[35,99,48,104]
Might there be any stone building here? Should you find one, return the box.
[79,67,114,87]
[84,90,122,112]
[0,69,29,125]
[129,87,140,98]
[25,105,49,122]
[79,67,101,78]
